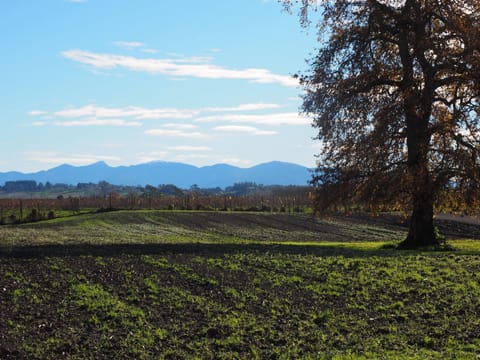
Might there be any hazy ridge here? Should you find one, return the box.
[0,161,311,188]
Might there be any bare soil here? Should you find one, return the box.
[1,211,480,358]
[332,212,480,239]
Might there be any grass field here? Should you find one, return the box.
[1,211,480,359]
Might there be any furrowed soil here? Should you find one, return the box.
[0,211,409,248]
[1,211,480,359]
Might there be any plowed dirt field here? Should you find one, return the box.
[1,211,480,359]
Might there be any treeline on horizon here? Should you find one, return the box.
[0,180,311,199]
[0,180,313,225]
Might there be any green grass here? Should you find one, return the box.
[1,210,480,359]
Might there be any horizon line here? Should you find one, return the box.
[1,159,313,174]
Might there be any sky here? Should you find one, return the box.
[1,0,320,173]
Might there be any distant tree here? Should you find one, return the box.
[226,182,261,196]
[98,181,113,197]
[142,185,159,198]
[77,182,95,190]
[189,184,201,194]
[283,0,480,248]
[3,180,37,192]
[158,184,184,196]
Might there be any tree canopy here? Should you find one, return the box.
[284,0,480,247]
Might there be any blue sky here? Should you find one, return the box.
[1,0,319,172]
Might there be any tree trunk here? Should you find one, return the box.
[395,4,440,249]
[399,134,439,249]
[399,182,437,249]
[399,99,439,249]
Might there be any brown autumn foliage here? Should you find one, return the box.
[283,0,480,248]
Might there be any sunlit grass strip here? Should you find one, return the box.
[447,239,480,253]
[273,241,388,251]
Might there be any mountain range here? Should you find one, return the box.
[0,161,312,188]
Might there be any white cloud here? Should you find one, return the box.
[174,56,213,64]
[219,157,252,166]
[31,121,47,127]
[168,146,212,152]
[54,105,198,120]
[137,151,169,163]
[145,129,208,138]
[54,118,142,127]
[141,48,158,54]
[61,49,299,87]
[213,125,277,136]
[163,123,198,130]
[113,41,161,56]
[44,103,281,122]
[114,41,145,49]
[203,103,281,112]
[196,112,310,125]
[27,152,120,166]
[28,110,47,116]
[30,103,290,130]
[174,154,209,162]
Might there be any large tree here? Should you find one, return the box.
[284,0,480,248]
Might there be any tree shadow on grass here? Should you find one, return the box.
[0,241,465,259]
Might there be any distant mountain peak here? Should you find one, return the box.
[51,163,75,170]
[0,161,311,188]
[92,160,108,166]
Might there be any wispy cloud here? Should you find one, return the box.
[113,41,159,54]
[28,110,48,116]
[174,56,213,64]
[174,154,209,162]
[168,146,212,152]
[61,49,298,87]
[137,151,169,163]
[219,157,252,166]
[141,48,158,54]
[203,103,281,112]
[54,105,197,120]
[27,152,120,166]
[145,129,208,138]
[36,103,281,123]
[163,123,198,130]
[113,41,145,49]
[213,125,277,136]
[54,118,142,127]
[196,112,310,125]
[29,103,295,130]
